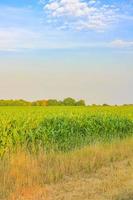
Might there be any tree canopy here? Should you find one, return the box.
[0,98,86,106]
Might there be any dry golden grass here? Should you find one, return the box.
[9,186,48,200]
[0,138,133,200]
[49,158,133,200]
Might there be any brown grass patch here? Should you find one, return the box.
[9,186,48,200]
[0,138,133,200]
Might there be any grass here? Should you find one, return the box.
[0,137,133,200]
[0,106,133,199]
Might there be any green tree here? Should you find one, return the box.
[0,99,31,106]
[75,100,85,106]
[47,99,59,106]
[63,97,76,106]
[32,100,47,106]
[102,103,110,106]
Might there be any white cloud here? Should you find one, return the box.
[41,0,119,31]
[45,0,95,17]
[111,39,133,48]
[1,27,133,52]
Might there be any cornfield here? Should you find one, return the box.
[0,106,133,155]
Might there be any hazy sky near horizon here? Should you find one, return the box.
[0,0,133,104]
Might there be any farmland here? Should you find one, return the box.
[0,106,133,155]
[0,106,133,200]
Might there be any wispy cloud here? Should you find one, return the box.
[0,28,41,51]
[0,27,93,51]
[40,0,119,31]
[0,3,133,52]
[1,26,133,52]
[110,39,133,48]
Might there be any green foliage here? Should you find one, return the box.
[102,103,110,106]
[0,106,133,155]
[63,97,76,106]
[75,100,86,106]
[0,98,86,106]
[32,100,47,106]
[47,99,60,106]
[0,99,30,106]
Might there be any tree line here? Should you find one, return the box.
[0,98,86,106]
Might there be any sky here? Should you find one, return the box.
[0,0,133,104]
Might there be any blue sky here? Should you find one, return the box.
[0,0,133,104]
